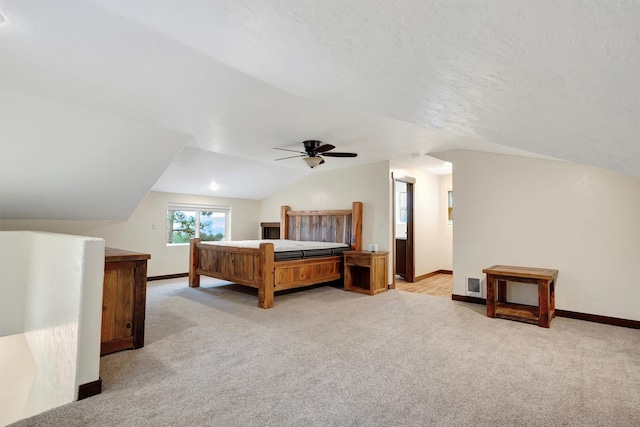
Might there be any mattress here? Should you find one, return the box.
[200,239,350,261]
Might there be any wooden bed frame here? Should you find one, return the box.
[189,201,363,308]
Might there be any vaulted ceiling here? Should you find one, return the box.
[0,1,638,220]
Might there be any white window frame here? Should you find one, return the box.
[166,203,231,246]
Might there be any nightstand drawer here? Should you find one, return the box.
[345,254,371,267]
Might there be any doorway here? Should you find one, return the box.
[392,174,415,288]
[392,168,454,297]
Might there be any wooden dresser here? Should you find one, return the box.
[101,247,151,355]
[260,222,281,239]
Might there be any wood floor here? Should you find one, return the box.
[395,273,453,297]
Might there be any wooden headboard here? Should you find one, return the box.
[280,201,362,250]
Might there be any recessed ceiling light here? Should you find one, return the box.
[209,182,221,191]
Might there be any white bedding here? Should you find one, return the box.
[200,239,348,252]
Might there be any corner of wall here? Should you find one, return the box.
[74,238,105,396]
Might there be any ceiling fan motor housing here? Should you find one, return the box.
[303,140,323,154]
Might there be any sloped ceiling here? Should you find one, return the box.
[0,1,638,220]
[0,89,188,219]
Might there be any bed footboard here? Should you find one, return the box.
[189,238,276,308]
[189,239,342,308]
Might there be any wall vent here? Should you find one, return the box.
[466,276,483,298]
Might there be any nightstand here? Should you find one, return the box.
[344,251,389,295]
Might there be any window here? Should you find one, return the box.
[398,191,407,224]
[166,204,230,244]
[447,190,453,223]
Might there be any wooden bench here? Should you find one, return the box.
[483,265,559,328]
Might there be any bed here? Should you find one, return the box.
[189,201,363,308]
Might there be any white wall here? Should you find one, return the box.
[0,231,104,426]
[0,191,262,277]
[0,334,36,427]
[441,150,640,321]
[260,161,391,280]
[0,232,29,336]
[73,238,104,394]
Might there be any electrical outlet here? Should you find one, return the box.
[151,222,157,230]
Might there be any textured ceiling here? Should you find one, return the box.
[92,0,640,175]
[0,0,638,219]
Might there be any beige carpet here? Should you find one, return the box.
[12,278,640,426]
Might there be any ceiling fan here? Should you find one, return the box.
[274,140,358,168]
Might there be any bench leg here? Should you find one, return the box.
[551,280,556,318]
[538,279,550,328]
[486,274,497,318]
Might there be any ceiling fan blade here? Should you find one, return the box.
[274,147,305,154]
[315,144,336,153]
[275,154,304,161]
[322,152,358,158]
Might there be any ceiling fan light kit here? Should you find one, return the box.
[274,140,358,169]
[303,156,324,168]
